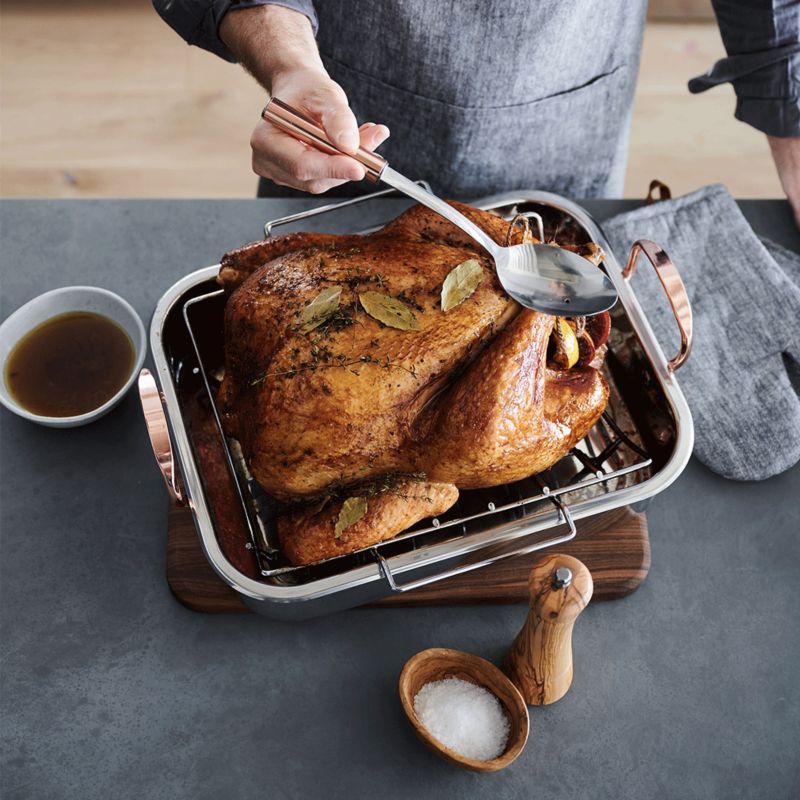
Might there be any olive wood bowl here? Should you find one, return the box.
[398,647,530,772]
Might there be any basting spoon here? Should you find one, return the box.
[262,98,618,316]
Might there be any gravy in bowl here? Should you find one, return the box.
[4,311,135,417]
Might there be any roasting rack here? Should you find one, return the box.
[179,187,653,590]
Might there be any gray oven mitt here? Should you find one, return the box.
[601,184,800,481]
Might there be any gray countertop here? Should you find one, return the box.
[1,196,799,800]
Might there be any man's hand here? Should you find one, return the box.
[220,5,389,194]
[768,135,800,229]
[251,68,389,193]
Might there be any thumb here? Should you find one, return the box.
[318,95,360,154]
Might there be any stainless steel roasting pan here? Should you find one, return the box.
[141,190,694,620]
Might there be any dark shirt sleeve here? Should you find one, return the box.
[688,0,800,137]
[152,0,318,63]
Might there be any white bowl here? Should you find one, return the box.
[0,286,146,428]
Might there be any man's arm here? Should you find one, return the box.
[768,135,800,226]
[690,0,800,224]
[154,2,389,193]
[152,0,318,62]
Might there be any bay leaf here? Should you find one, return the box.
[299,285,342,333]
[359,291,421,331]
[440,258,482,312]
[334,496,368,539]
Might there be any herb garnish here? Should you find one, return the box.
[298,286,342,333]
[334,496,368,538]
[359,291,421,331]
[441,259,482,312]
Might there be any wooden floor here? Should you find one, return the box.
[0,0,783,199]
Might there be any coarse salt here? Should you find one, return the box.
[413,677,510,761]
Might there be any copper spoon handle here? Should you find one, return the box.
[262,97,388,182]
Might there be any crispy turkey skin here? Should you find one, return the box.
[218,202,609,565]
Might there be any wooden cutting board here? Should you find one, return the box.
[166,504,650,613]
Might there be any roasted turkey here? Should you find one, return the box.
[217,202,610,565]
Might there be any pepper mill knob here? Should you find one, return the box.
[504,553,593,705]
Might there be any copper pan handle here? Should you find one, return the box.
[138,368,184,505]
[622,239,693,371]
[261,97,388,183]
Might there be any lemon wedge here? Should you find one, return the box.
[554,318,580,369]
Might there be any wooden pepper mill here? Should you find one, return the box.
[504,553,593,705]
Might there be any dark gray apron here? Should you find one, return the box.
[259,0,648,199]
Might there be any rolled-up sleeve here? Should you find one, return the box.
[688,0,800,137]
[152,1,318,63]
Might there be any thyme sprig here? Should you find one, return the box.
[300,472,432,510]
[250,352,417,385]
